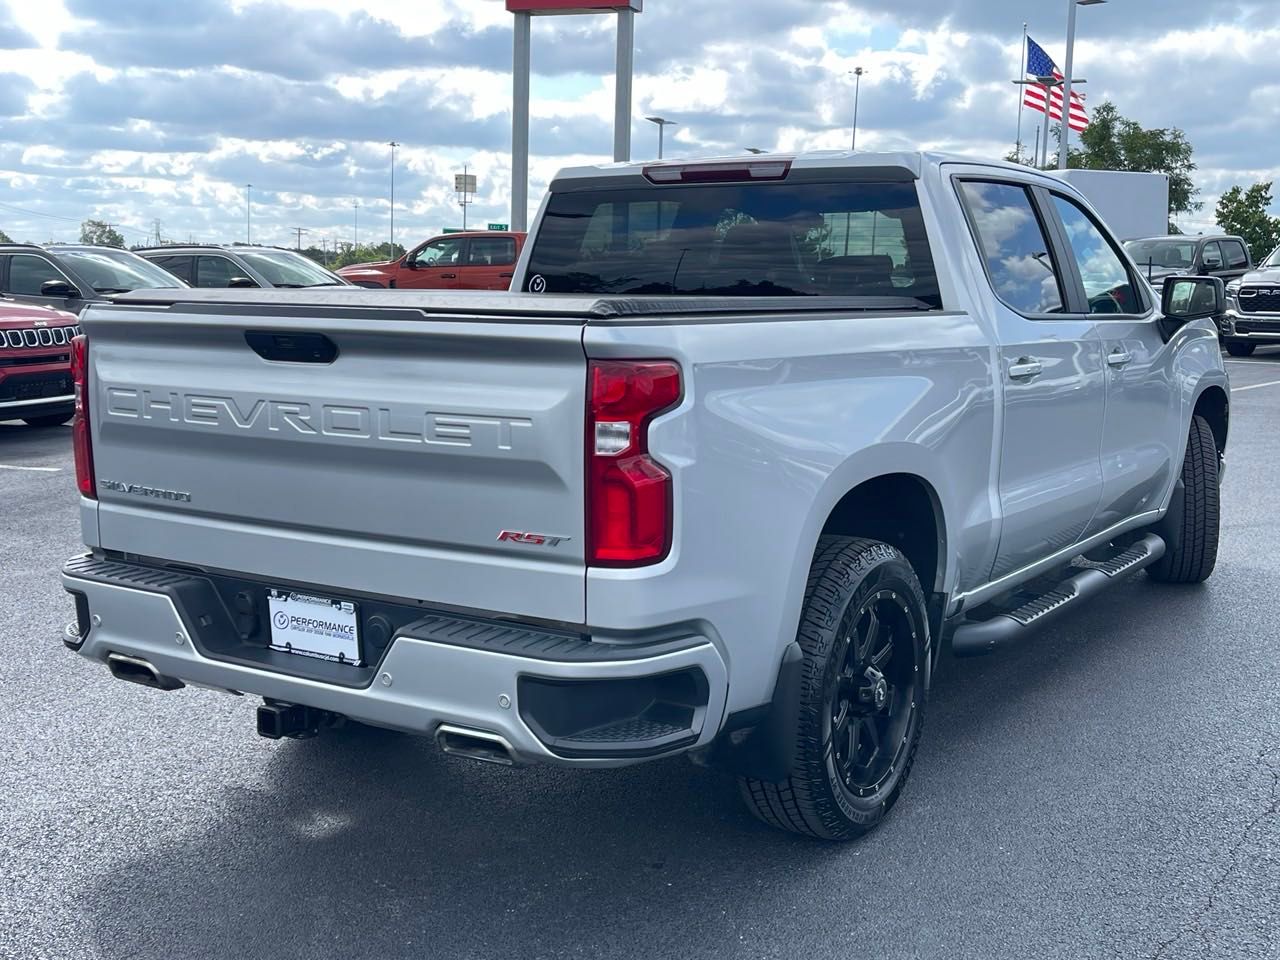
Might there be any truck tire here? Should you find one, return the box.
[1149,415,1220,584]
[739,536,928,840]
[22,414,72,428]
[1224,341,1255,357]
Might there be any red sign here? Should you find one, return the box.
[506,0,641,12]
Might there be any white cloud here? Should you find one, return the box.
[0,0,1274,248]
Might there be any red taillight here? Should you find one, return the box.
[71,335,95,499]
[587,360,681,567]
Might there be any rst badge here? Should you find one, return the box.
[497,530,570,547]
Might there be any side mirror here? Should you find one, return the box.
[40,279,79,299]
[1162,275,1225,322]
[406,259,419,270]
[1202,258,1223,272]
[227,276,258,288]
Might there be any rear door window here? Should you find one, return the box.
[150,255,193,284]
[467,237,517,266]
[523,178,941,306]
[1222,239,1249,269]
[958,181,1065,315]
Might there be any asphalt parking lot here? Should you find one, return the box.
[2,355,1277,960]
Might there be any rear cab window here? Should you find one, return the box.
[522,173,942,308]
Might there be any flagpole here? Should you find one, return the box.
[1014,22,1028,162]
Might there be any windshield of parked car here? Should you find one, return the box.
[1261,247,1280,269]
[58,249,185,292]
[523,178,941,307]
[237,249,346,287]
[1124,239,1196,270]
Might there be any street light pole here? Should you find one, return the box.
[353,200,359,250]
[244,184,252,244]
[1059,0,1107,170]
[645,117,677,159]
[388,141,399,254]
[850,67,864,151]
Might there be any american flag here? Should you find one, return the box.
[1023,36,1089,133]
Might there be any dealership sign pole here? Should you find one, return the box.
[507,0,642,233]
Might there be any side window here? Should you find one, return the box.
[150,255,193,284]
[1200,241,1224,270]
[196,256,239,287]
[413,238,465,267]
[467,237,516,266]
[7,255,72,295]
[959,180,1065,315]
[1223,240,1249,269]
[1050,194,1142,315]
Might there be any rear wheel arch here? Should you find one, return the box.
[819,472,947,605]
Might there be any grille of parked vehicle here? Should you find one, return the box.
[1,325,81,348]
[0,370,73,402]
[1236,288,1280,314]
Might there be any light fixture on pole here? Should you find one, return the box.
[244,184,252,244]
[388,141,399,253]
[645,116,677,159]
[850,67,865,151]
[744,147,767,155]
[1058,0,1107,170]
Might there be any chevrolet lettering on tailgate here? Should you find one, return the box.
[103,388,534,452]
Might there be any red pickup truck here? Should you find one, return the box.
[0,300,80,427]
[338,231,526,290]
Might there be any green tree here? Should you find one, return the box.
[1067,101,1201,218]
[1214,182,1280,263]
[0,228,11,243]
[330,242,405,269]
[79,219,125,248]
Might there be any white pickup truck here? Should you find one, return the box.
[61,152,1228,840]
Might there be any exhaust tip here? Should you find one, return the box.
[435,724,516,766]
[106,653,184,691]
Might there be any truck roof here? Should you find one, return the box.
[549,150,1030,187]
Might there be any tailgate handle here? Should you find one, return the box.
[245,331,338,364]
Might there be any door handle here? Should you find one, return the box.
[1107,350,1133,367]
[440,273,457,279]
[1008,357,1043,380]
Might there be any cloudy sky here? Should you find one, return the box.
[0,0,1275,250]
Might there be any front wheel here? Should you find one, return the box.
[739,537,929,840]
[1224,341,1255,357]
[1150,415,1220,584]
[23,413,72,428]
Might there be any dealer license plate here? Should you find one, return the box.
[267,590,361,666]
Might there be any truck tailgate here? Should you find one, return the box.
[82,306,587,624]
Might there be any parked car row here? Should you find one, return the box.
[136,244,349,290]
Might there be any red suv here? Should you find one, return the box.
[338,232,526,290]
[0,300,80,427]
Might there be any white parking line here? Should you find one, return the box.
[0,463,61,473]
[1231,380,1280,393]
